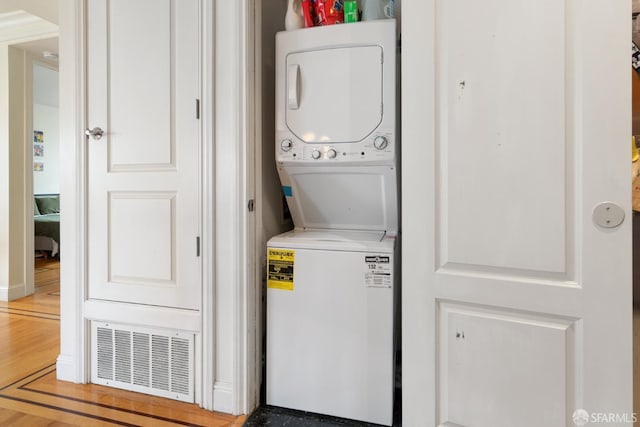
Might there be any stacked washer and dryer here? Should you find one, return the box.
[266,20,398,426]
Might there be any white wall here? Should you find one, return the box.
[33,64,59,195]
[0,45,10,299]
[32,103,60,194]
[0,45,27,301]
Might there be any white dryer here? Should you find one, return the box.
[267,20,398,426]
[274,19,399,234]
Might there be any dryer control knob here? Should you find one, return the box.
[327,149,337,159]
[311,150,321,159]
[373,136,389,150]
[281,139,293,151]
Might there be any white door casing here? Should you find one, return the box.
[59,0,254,414]
[402,1,632,426]
[86,0,201,310]
[57,0,88,383]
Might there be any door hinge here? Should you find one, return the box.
[196,99,200,119]
[196,236,200,257]
[248,199,255,212]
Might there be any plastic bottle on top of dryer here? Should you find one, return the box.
[361,0,394,21]
[285,0,304,30]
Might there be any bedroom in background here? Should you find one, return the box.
[0,6,59,302]
[32,56,60,258]
[31,51,60,296]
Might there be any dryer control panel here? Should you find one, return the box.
[276,130,395,163]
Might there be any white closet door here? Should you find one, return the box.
[403,0,633,426]
[86,0,201,310]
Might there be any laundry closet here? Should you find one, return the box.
[256,1,402,425]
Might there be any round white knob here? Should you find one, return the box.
[373,136,389,150]
[311,150,321,159]
[327,149,337,159]
[281,139,293,151]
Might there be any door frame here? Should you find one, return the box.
[57,0,257,415]
[23,51,35,299]
[56,0,87,382]
[400,1,435,422]
[24,53,60,298]
[209,0,257,414]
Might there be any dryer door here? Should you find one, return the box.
[285,45,383,144]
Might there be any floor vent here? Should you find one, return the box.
[91,322,194,402]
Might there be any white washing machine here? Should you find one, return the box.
[267,230,397,426]
[267,20,398,426]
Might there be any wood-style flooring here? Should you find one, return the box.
[0,258,246,426]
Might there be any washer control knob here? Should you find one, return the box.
[327,149,337,159]
[373,136,389,150]
[311,150,321,159]
[280,139,293,151]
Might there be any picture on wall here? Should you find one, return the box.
[34,144,44,157]
[34,130,45,171]
[34,130,44,143]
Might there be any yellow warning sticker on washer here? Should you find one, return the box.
[267,248,295,291]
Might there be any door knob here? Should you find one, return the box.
[85,127,104,140]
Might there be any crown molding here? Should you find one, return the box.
[0,10,57,44]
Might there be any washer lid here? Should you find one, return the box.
[278,164,399,234]
[268,229,395,253]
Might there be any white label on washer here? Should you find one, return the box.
[364,255,392,288]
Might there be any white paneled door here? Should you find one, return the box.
[87,0,201,310]
[403,1,632,426]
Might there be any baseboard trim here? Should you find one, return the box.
[56,353,80,382]
[0,282,26,301]
[213,381,233,414]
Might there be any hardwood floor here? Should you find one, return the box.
[0,258,246,426]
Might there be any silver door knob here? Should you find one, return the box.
[85,127,104,140]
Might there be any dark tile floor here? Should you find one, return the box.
[243,390,401,427]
